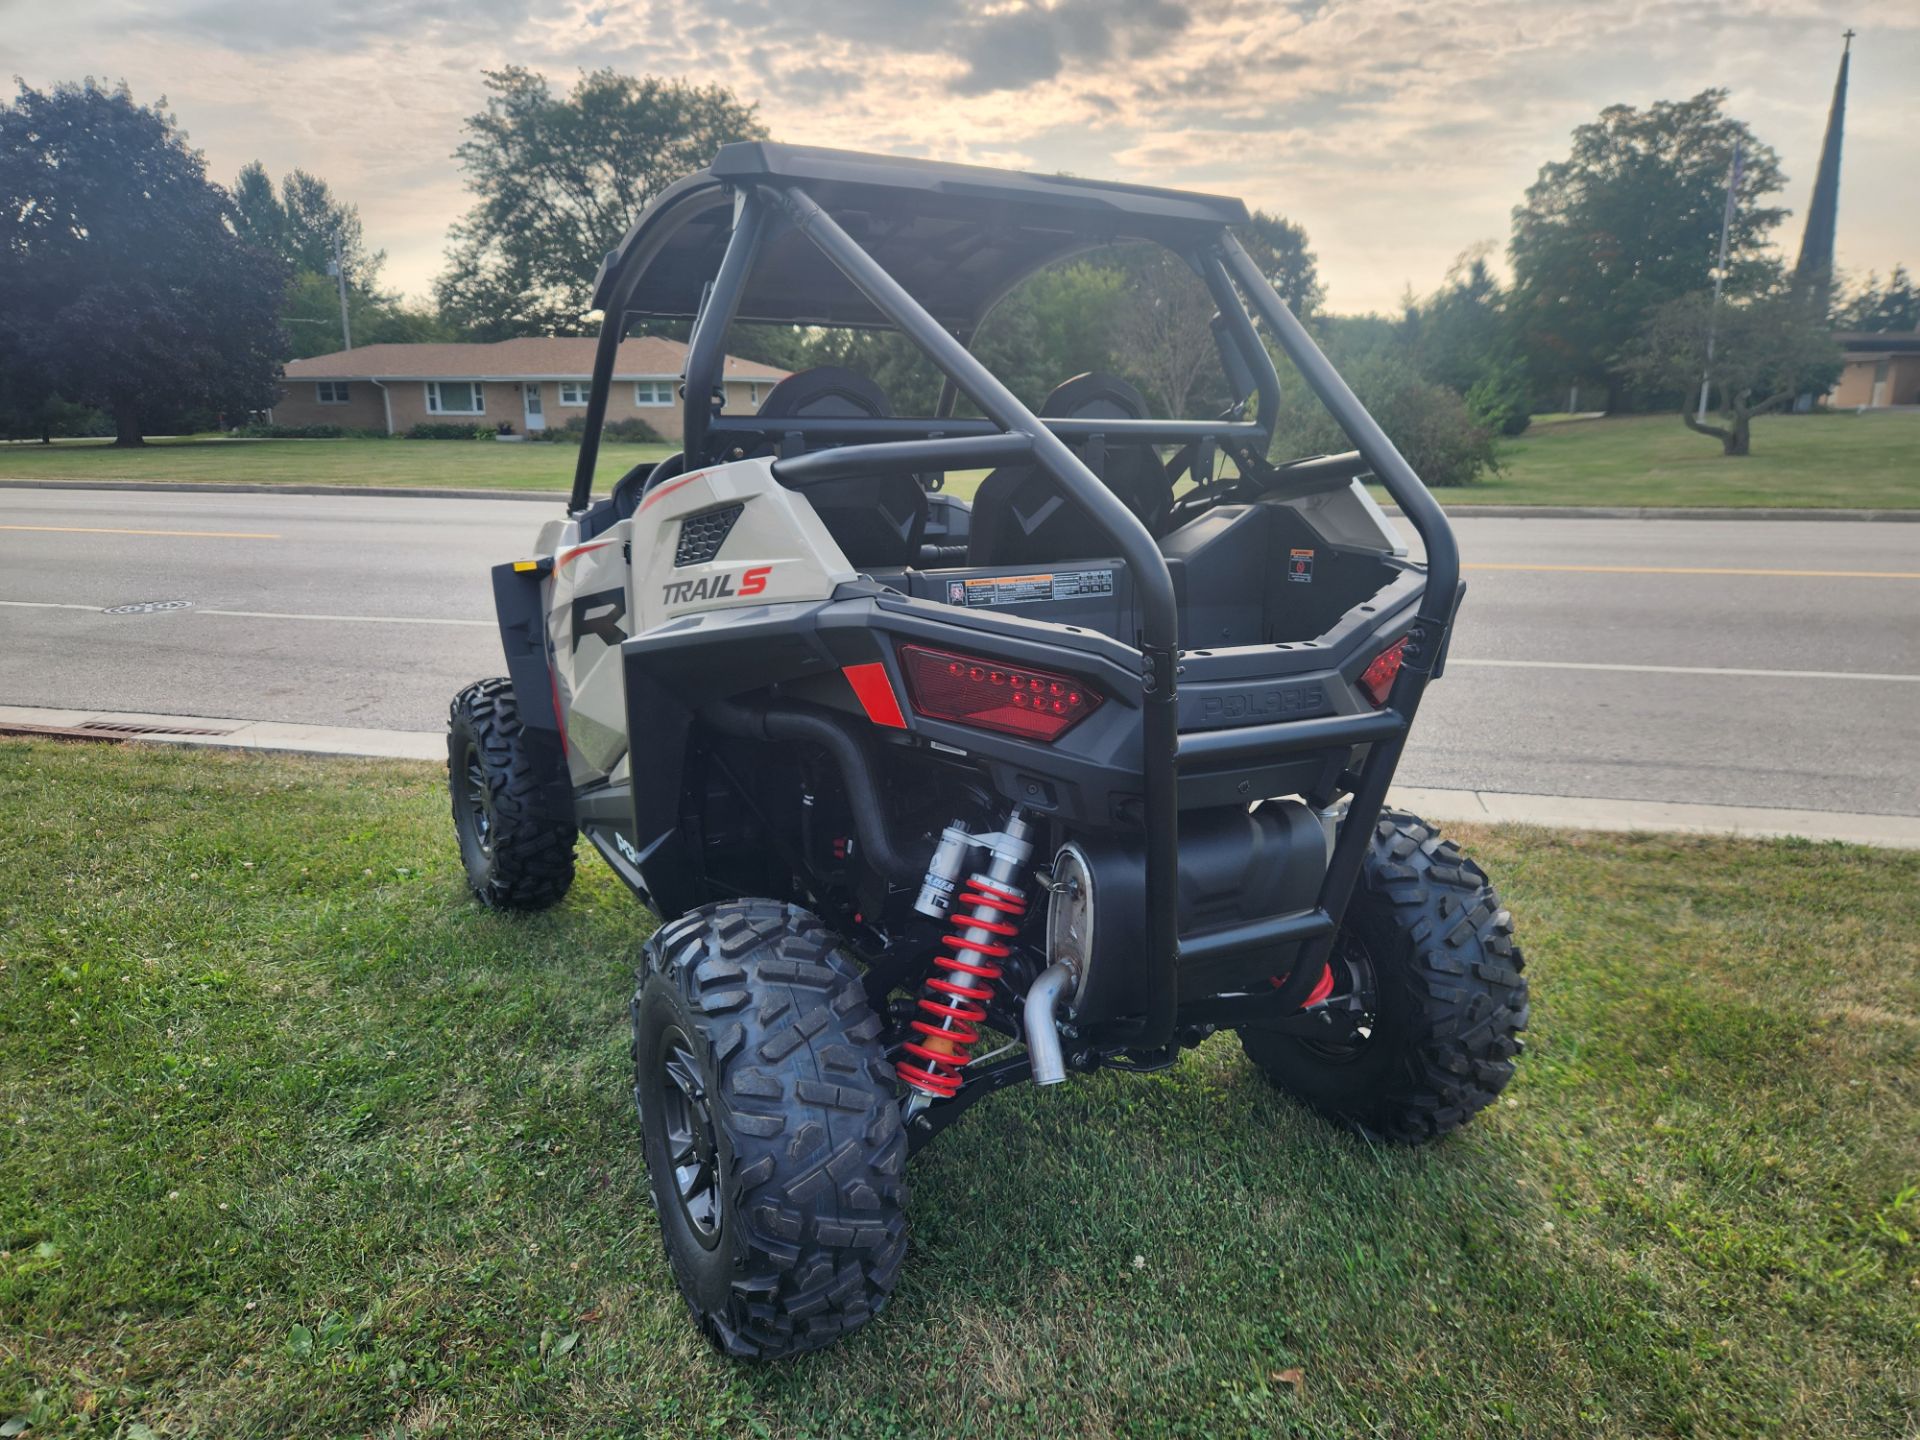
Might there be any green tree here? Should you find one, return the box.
[1836,266,1918,332]
[232,161,375,280]
[436,68,766,338]
[1509,90,1787,410]
[0,80,284,445]
[1399,252,1531,435]
[235,162,451,358]
[973,261,1130,407]
[1620,291,1841,455]
[1237,210,1322,317]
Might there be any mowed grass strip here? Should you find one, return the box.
[1451,409,1920,509]
[1,741,1916,1438]
[5,409,1915,510]
[0,436,674,493]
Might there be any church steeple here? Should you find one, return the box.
[1792,30,1853,313]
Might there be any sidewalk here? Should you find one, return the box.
[6,704,1917,849]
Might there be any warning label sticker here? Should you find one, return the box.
[948,569,1115,608]
[1287,548,1315,584]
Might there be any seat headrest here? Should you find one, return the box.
[1042,372,1150,422]
[755,366,894,420]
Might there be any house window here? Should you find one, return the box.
[557,382,589,407]
[316,381,350,405]
[426,381,484,415]
[747,382,760,407]
[634,380,675,407]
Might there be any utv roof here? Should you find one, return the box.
[593,142,1251,330]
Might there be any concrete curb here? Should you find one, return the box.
[2,477,1915,521]
[6,704,1917,850]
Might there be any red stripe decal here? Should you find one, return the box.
[557,540,615,570]
[843,662,908,730]
[637,470,706,512]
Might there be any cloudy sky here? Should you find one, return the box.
[5,0,1914,314]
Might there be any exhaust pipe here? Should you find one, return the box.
[1024,962,1076,1086]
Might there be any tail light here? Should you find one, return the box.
[1357,637,1408,707]
[897,644,1102,742]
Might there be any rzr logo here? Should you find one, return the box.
[569,588,626,653]
[661,565,771,605]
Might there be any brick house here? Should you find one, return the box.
[1830,331,1920,410]
[270,336,790,439]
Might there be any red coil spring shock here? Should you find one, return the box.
[897,877,1029,1099]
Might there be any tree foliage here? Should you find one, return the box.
[1508,90,1787,405]
[1269,346,1497,486]
[232,161,376,281]
[235,161,453,358]
[436,68,766,338]
[1397,252,1529,434]
[1620,292,1841,455]
[0,80,284,444]
[1835,266,1918,333]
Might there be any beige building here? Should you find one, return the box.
[272,336,790,439]
[1830,331,1920,410]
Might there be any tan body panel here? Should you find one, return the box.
[541,458,856,785]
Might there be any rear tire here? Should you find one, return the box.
[632,900,908,1359]
[1238,809,1527,1143]
[447,677,575,911]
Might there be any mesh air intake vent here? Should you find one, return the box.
[674,504,743,567]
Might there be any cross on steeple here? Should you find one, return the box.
[1843,28,1856,51]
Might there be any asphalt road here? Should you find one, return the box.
[3,486,1916,816]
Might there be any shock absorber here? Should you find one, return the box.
[897,809,1038,1101]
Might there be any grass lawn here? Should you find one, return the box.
[1442,410,1920,509]
[4,410,1914,511]
[3,743,1916,1437]
[0,436,673,494]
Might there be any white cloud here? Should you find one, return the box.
[4,0,1913,312]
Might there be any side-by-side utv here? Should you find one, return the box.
[446,144,1527,1359]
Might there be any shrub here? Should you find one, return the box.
[1268,352,1498,487]
[1464,359,1532,437]
[547,414,666,444]
[405,422,493,441]
[235,422,383,440]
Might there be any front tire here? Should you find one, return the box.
[632,901,908,1359]
[447,677,575,911]
[1239,809,1527,1143]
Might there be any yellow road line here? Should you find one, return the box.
[1463,562,1920,580]
[0,524,281,540]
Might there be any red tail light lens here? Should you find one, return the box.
[897,644,1102,742]
[1358,637,1408,707]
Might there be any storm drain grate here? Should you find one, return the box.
[76,720,232,738]
[0,719,236,744]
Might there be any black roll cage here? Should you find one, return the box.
[568,163,1461,1049]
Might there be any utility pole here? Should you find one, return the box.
[327,232,353,351]
[1697,141,1742,423]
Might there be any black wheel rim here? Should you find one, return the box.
[461,742,493,858]
[1298,930,1381,1062]
[658,1026,723,1246]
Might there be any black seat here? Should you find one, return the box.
[757,367,927,568]
[578,452,684,541]
[967,374,1171,567]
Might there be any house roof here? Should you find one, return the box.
[1837,331,1920,357]
[283,335,789,382]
